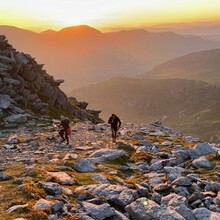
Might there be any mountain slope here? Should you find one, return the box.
[1,25,220,92]
[105,29,220,68]
[0,25,144,92]
[142,49,220,84]
[71,77,220,141]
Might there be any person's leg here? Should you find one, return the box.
[65,133,69,145]
[112,128,117,142]
[59,129,65,143]
[111,128,115,141]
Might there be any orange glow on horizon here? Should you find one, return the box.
[1,0,220,32]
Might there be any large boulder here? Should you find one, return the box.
[82,202,115,220]
[74,159,96,172]
[89,149,126,162]
[125,198,186,220]
[47,172,75,185]
[0,95,13,109]
[192,156,212,168]
[3,114,28,124]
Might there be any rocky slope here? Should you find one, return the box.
[71,77,220,142]
[0,121,220,219]
[0,35,103,128]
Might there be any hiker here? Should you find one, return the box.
[59,115,71,145]
[108,113,121,142]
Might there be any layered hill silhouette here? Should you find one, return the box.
[142,49,220,84]
[1,25,220,92]
[71,77,220,142]
[105,29,220,68]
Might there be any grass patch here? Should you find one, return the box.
[75,173,98,186]
[4,163,25,177]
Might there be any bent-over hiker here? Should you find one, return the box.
[108,113,121,142]
[59,115,71,145]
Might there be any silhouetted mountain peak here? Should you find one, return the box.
[59,25,102,36]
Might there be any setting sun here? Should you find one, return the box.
[1,0,220,31]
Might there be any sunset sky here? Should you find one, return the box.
[1,0,220,32]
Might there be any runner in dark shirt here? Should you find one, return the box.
[108,114,121,142]
[59,115,71,145]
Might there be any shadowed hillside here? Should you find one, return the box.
[142,49,220,84]
[1,25,220,92]
[71,77,220,142]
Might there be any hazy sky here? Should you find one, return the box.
[1,0,220,31]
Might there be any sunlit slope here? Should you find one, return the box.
[142,49,220,84]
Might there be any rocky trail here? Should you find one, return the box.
[0,121,220,220]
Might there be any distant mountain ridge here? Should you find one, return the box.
[71,77,220,142]
[142,49,220,84]
[1,25,220,92]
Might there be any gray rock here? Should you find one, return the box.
[136,140,153,147]
[61,186,73,196]
[136,184,149,197]
[48,214,58,220]
[51,201,64,212]
[90,174,110,184]
[82,202,115,220]
[63,153,78,160]
[152,192,162,204]
[193,208,211,220]
[149,160,164,171]
[41,182,62,196]
[6,204,28,213]
[161,141,172,146]
[187,148,201,159]
[172,150,189,160]
[172,177,192,186]
[47,172,75,185]
[0,172,12,181]
[145,173,164,187]
[12,178,23,184]
[204,182,220,192]
[161,193,196,220]
[0,95,13,109]
[192,156,212,168]
[153,183,171,193]
[3,77,20,85]
[76,184,135,207]
[74,159,96,172]
[173,186,189,197]
[194,143,215,156]
[34,199,53,209]
[125,198,186,220]
[112,210,129,220]
[15,52,29,64]
[149,131,165,137]
[4,114,28,124]
[164,166,184,181]
[89,149,126,162]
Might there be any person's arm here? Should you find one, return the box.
[118,118,121,128]
[108,117,112,124]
